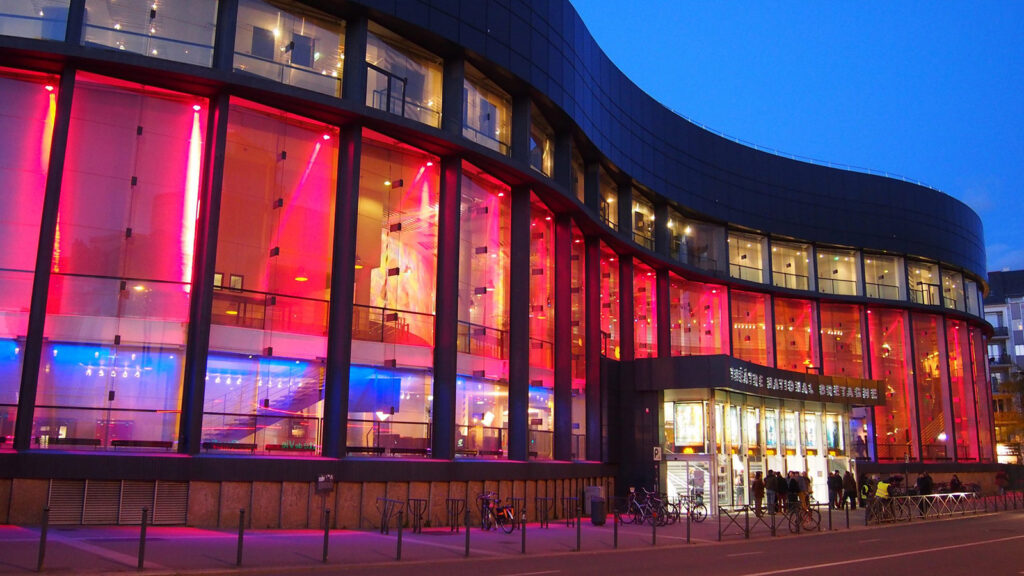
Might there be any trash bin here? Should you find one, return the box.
[583,485,603,514]
[590,497,606,526]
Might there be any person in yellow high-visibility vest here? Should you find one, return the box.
[875,479,890,499]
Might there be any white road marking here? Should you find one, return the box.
[52,533,167,570]
[741,534,1024,576]
[858,538,882,543]
[728,551,764,557]
[498,572,560,576]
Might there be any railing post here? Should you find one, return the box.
[521,512,527,554]
[827,503,833,530]
[36,507,49,573]
[138,507,149,570]
[744,506,750,539]
[322,508,330,563]
[613,509,619,549]
[396,511,403,561]
[576,502,582,551]
[236,509,245,566]
[845,504,850,529]
[686,503,691,543]
[770,510,776,537]
[717,507,722,541]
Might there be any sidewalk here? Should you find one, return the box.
[0,506,879,575]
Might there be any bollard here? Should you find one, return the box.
[652,509,657,546]
[521,512,526,554]
[845,505,850,529]
[236,509,245,566]
[464,509,470,557]
[138,507,149,571]
[744,507,750,539]
[322,508,330,563]
[769,510,776,537]
[37,507,49,573]
[686,506,691,543]
[717,507,722,542]
[396,511,403,561]
[828,504,833,531]
[613,511,619,549]
[575,504,581,552]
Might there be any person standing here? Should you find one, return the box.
[827,471,842,509]
[752,471,765,516]
[765,469,777,514]
[916,470,933,516]
[843,470,858,509]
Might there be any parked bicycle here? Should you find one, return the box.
[478,491,516,533]
[676,490,709,523]
[782,497,821,533]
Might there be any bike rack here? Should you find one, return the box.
[561,496,578,527]
[508,497,525,530]
[535,497,553,528]
[406,498,428,533]
[446,498,466,532]
[376,498,404,534]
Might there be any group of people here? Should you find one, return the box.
[826,470,860,509]
[749,469,860,515]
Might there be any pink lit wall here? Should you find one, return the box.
[946,318,979,461]
[598,242,619,358]
[868,308,917,460]
[731,290,772,366]
[820,303,866,378]
[668,273,727,356]
[773,297,818,372]
[633,260,657,358]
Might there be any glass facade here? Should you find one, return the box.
[36,75,206,449]
[817,247,859,296]
[912,313,951,461]
[0,1,69,40]
[864,253,903,300]
[528,193,554,459]
[945,318,978,461]
[731,290,772,366]
[0,70,60,440]
[529,103,553,177]
[771,241,811,291]
[908,259,941,306]
[631,190,655,250]
[868,308,916,461]
[942,268,965,311]
[234,0,345,97]
[633,260,657,358]
[366,22,442,127]
[570,223,586,458]
[83,0,217,66]
[773,298,819,372]
[819,303,865,378]
[668,274,728,356]
[597,167,617,230]
[728,232,766,283]
[464,64,510,155]
[599,242,619,358]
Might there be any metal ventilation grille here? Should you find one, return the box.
[153,481,189,525]
[47,480,85,525]
[82,480,120,525]
[119,481,155,524]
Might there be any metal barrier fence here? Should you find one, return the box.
[864,491,991,525]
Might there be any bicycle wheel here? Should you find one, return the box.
[801,509,820,531]
[664,502,679,525]
[691,503,708,523]
[787,511,800,533]
[619,501,635,525]
[499,510,515,534]
[481,509,494,531]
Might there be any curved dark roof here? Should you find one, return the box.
[348,0,986,277]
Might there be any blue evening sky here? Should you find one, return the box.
[569,1,1024,274]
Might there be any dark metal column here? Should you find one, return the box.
[510,94,531,165]
[617,181,631,240]
[584,236,602,461]
[211,0,239,71]
[553,214,573,460]
[431,156,462,460]
[554,132,573,191]
[906,313,923,463]
[583,163,600,213]
[177,93,231,455]
[64,0,84,45]
[441,54,464,137]
[341,15,368,104]
[13,69,77,451]
[508,185,531,461]
[654,201,670,258]
[321,123,362,459]
[862,306,878,461]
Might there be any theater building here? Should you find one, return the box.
[0,0,994,526]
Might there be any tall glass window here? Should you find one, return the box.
[456,162,510,457]
[202,99,336,453]
[941,269,965,312]
[633,260,657,358]
[529,103,553,177]
[366,22,442,127]
[908,259,940,306]
[731,290,772,366]
[946,319,978,461]
[0,70,60,440]
[631,191,655,250]
[353,130,439,353]
[570,224,586,458]
[728,232,766,283]
[234,0,345,97]
[350,131,438,453]
[668,274,728,356]
[819,303,865,378]
[912,313,951,461]
[964,278,980,316]
[670,214,726,274]
[82,0,217,66]
[463,64,510,155]
[774,298,819,373]
[0,1,69,40]
[817,247,860,296]
[970,327,994,461]
[35,76,207,450]
[599,243,619,358]
[456,376,508,457]
[597,167,617,230]
[864,253,903,300]
[771,241,811,290]
[528,194,554,459]
[868,308,916,461]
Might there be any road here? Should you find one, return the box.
[323,513,1024,576]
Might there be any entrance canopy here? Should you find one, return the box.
[634,355,885,406]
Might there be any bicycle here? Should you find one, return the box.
[676,491,708,523]
[782,498,820,533]
[478,491,516,534]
